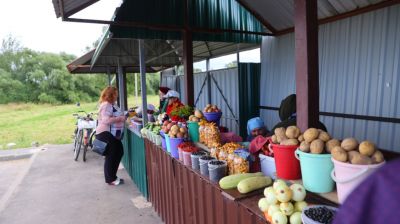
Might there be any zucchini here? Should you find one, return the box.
[237,176,272,194]
[219,172,263,189]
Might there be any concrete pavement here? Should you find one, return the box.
[0,144,162,224]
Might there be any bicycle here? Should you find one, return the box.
[72,111,97,162]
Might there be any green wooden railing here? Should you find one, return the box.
[122,127,148,199]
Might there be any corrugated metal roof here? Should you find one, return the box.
[52,0,99,18]
[259,5,400,151]
[238,0,391,31]
[109,0,265,43]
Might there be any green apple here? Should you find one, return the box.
[279,202,294,216]
[273,179,287,190]
[290,183,306,202]
[268,204,280,217]
[272,211,288,224]
[258,198,270,212]
[294,201,308,212]
[289,212,302,224]
[275,185,293,203]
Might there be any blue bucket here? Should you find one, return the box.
[165,134,171,153]
[203,112,222,126]
[160,131,167,151]
[295,149,335,193]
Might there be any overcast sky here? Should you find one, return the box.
[0,0,260,70]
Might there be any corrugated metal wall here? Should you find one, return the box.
[260,5,400,152]
[163,69,240,134]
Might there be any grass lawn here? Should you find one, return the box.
[0,95,159,149]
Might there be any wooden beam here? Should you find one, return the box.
[236,0,277,34]
[277,0,400,36]
[62,0,99,19]
[295,0,320,132]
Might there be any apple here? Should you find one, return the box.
[273,179,287,190]
[275,185,293,203]
[290,184,306,202]
[272,211,288,224]
[268,204,280,217]
[265,189,278,205]
[258,198,270,212]
[279,202,294,216]
[289,212,302,224]
[294,201,308,212]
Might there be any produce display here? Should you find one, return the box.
[331,139,385,165]
[188,109,204,122]
[258,180,308,224]
[161,120,177,134]
[168,125,188,138]
[203,104,221,113]
[199,120,221,147]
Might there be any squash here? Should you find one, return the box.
[219,172,263,189]
[237,176,273,194]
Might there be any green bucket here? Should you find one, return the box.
[295,149,335,193]
[187,121,199,142]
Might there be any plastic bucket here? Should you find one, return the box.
[203,112,222,126]
[169,137,185,159]
[191,151,208,170]
[331,158,385,203]
[295,150,334,193]
[165,134,171,153]
[259,154,277,179]
[208,160,227,183]
[183,150,195,166]
[270,143,301,180]
[199,156,216,177]
[187,121,200,142]
[160,131,167,150]
[178,147,184,161]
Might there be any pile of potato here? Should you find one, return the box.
[331,138,384,165]
[168,125,188,139]
[271,126,302,146]
[203,104,221,113]
[188,109,204,122]
[298,128,333,154]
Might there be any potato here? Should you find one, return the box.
[271,135,278,144]
[371,150,384,164]
[275,127,286,138]
[285,126,301,139]
[341,138,359,151]
[299,141,310,153]
[176,132,184,138]
[325,139,340,153]
[331,146,348,162]
[298,134,304,142]
[347,151,360,161]
[303,128,319,143]
[310,139,324,154]
[351,154,372,165]
[359,141,376,157]
[281,139,299,146]
[318,131,331,142]
[277,135,287,144]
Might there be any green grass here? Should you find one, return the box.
[0,95,159,149]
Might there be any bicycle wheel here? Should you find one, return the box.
[74,130,83,161]
[83,144,88,162]
[73,127,78,151]
[88,129,96,149]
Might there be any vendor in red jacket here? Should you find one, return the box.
[164,90,184,122]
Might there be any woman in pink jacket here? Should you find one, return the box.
[96,86,126,186]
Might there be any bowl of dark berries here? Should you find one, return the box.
[301,205,338,224]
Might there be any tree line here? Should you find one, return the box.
[0,36,160,105]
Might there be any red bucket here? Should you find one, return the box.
[270,143,301,180]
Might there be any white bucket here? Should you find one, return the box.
[259,153,277,179]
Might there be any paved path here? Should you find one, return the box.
[0,144,162,224]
